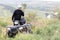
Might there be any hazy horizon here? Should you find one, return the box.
[0,0,60,5]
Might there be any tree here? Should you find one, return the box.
[22,3,27,9]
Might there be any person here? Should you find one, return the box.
[12,4,26,25]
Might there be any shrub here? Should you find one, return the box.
[0,21,8,27]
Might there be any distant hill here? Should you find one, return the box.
[0,4,16,13]
[27,1,60,12]
[0,1,60,12]
[0,4,16,17]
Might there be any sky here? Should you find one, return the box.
[0,0,60,5]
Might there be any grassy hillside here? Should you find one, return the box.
[0,5,60,40]
[0,17,60,40]
[0,12,60,40]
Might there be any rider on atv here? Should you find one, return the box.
[7,4,33,38]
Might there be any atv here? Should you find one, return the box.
[6,18,33,38]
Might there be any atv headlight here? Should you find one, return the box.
[7,28,11,31]
[19,27,23,30]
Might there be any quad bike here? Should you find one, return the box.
[6,26,19,38]
[6,18,33,38]
[19,23,33,33]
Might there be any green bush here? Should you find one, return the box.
[0,21,8,27]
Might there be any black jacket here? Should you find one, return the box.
[12,9,24,21]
